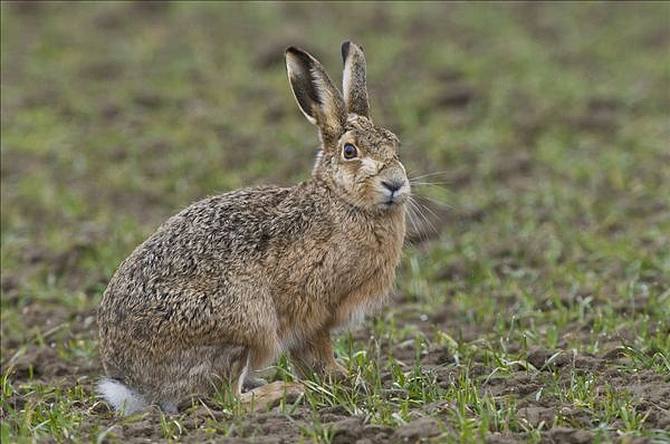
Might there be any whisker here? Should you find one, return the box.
[406,201,427,240]
[404,201,422,238]
[409,182,451,186]
[413,193,453,210]
[409,170,450,181]
[412,197,441,220]
[408,196,438,236]
[415,198,439,235]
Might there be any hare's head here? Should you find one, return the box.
[286,42,409,212]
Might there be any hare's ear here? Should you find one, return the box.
[341,41,369,118]
[285,46,346,143]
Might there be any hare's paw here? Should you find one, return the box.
[240,381,304,412]
[243,374,268,391]
[324,361,348,382]
[160,401,179,415]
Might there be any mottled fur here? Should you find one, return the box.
[97,41,410,413]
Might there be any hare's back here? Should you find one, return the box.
[126,186,296,279]
[99,186,301,324]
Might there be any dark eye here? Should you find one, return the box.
[343,143,358,159]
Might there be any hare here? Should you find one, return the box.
[97,41,410,414]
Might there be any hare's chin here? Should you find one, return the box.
[377,198,406,210]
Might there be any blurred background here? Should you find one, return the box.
[1,2,669,440]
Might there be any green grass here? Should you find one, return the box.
[2,2,670,442]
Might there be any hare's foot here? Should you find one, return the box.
[289,331,348,380]
[243,374,268,391]
[160,401,179,415]
[240,381,304,412]
[323,361,348,382]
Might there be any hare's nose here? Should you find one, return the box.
[381,180,405,193]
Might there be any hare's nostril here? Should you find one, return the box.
[381,180,404,193]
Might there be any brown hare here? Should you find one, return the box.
[97,41,410,414]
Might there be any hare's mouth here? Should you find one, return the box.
[377,183,409,209]
[379,194,407,209]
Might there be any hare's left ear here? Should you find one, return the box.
[341,41,370,118]
[286,46,346,145]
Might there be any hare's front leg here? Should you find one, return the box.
[289,330,347,380]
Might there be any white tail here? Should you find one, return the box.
[97,378,147,415]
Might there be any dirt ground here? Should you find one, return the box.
[2,2,669,443]
[3,293,670,443]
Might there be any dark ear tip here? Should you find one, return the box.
[286,46,313,67]
[285,46,301,56]
[341,41,352,62]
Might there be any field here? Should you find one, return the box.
[1,2,669,442]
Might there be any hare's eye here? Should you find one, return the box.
[343,143,358,159]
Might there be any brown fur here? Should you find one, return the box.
[97,41,410,412]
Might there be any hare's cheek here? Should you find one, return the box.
[359,158,381,177]
[334,169,356,192]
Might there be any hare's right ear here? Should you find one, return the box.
[341,41,369,118]
[286,47,346,144]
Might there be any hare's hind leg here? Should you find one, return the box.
[213,280,281,373]
[223,348,267,391]
[151,346,222,410]
[152,345,248,411]
[214,345,302,412]
[206,345,251,398]
[228,347,250,396]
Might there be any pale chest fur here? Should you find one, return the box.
[330,209,406,328]
[269,202,406,344]
[294,207,406,333]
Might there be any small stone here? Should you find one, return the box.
[548,427,593,444]
[391,417,441,443]
[518,406,554,426]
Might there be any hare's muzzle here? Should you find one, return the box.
[376,167,410,208]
